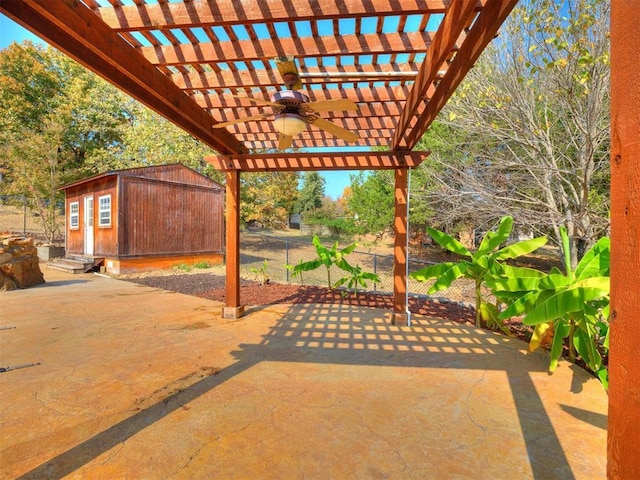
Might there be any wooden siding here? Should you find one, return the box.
[64,177,118,256]
[119,176,223,256]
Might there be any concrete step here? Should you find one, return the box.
[47,256,103,274]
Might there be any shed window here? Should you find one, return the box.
[69,202,79,229]
[98,195,111,227]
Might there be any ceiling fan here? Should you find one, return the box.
[213,58,359,150]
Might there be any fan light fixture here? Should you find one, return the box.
[273,113,307,136]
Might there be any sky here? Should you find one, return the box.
[0,13,361,200]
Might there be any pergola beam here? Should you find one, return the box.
[206,152,429,172]
[397,0,519,150]
[392,0,477,149]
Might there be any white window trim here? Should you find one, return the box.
[98,194,112,227]
[69,201,79,230]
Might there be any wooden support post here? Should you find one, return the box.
[222,170,244,319]
[608,2,640,477]
[391,168,410,326]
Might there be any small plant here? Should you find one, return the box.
[250,259,269,286]
[175,263,191,272]
[333,257,380,297]
[194,261,211,269]
[286,259,306,285]
[286,235,357,290]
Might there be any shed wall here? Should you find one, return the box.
[119,177,223,256]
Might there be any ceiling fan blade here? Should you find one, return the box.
[278,134,293,150]
[312,117,359,143]
[306,98,358,113]
[213,113,272,128]
[230,94,281,108]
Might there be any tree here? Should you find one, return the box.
[347,171,394,235]
[86,103,225,183]
[241,172,299,228]
[296,171,325,216]
[416,0,610,267]
[0,42,130,242]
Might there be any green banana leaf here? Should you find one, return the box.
[410,262,459,282]
[494,236,548,261]
[549,320,571,372]
[575,237,611,280]
[523,286,610,325]
[477,216,513,255]
[426,227,470,257]
[429,262,470,294]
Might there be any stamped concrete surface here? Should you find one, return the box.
[1,268,607,479]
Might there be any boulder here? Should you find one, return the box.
[0,236,45,291]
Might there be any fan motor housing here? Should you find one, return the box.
[272,90,309,112]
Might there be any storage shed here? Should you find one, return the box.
[60,164,224,274]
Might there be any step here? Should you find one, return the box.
[47,256,103,274]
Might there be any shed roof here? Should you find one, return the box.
[59,163,223,191]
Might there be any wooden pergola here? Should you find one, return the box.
[1,1,638,475]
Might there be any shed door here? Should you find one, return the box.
[84,196,94,256]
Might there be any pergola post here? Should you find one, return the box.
[222,170,244,319]
[391,167,410,326]
[608,2,640,476]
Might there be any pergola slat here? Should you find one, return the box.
[140,32,436,66]
[96,0,459,31]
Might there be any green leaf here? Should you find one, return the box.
[426,227,470,257]
[500,264,546,279]
[494,236,548,261]
[523,287,610,325]
[477,216,513,254]
[489,276,541,293]
[410,262,460,282]
[500,290,541,318]
[480,302,512,335]
[537,273,571,290]
[429,262,470,294]
[559,226,572,276]
[549,320,571,372]
[575,237,610,280]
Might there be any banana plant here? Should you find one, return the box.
[286,235,357,290]
[411,216,548,330]
[333,256,380,297]
[491,227,610,388]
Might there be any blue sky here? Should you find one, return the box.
[0,13,359,199]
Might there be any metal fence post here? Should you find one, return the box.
[373,253,378,291]
[285,238,290,283]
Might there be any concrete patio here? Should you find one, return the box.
[1,268,607,479]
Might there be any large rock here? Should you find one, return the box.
[0,237,45,291]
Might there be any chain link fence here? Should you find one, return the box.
[239,232,474,305]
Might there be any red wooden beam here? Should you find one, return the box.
[608,1,640,476]
[222,170,244,319]
[0,0,245,155]
[392,0,477,150]
[397,0,519,150]
[391,168,410,325]
[206,152,429,172]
